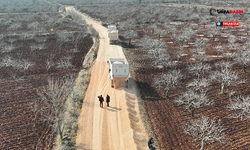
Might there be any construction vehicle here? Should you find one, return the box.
[108,25,119,44]
[107,58,129,88]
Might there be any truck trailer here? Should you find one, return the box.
[108,25,119,44]
[107,58,129,88]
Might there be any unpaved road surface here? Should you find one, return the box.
[66,7,149,150]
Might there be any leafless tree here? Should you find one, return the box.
[184,116,227,150]
[188,62,211,81]
[177,27,193,46]
[154,69,183,97]
[187,78,210,94]
[214,43,224,56]
[164,24,176,41]
[19,59,35,76]
[0,55,19,69]
[28,21,39,31]
[141,38,172,68]
[34,75,75,141]
[174,89,213,117]
[46,59,55,73]
[194,38,207,48]
[20,33,34,41]
[124,30,138,45]
[199,15,210,28]
[191,47,209,63]
[57,31,72,48]
[70,31,86,53]
[174,47,184,63]
[206,25,220,41]
[147,24,157,34]
[155,28,166,40]
[57,57,74,70]
[210,62,243,94]
[8,22,22,32]
[227,95,250,121]
[233,49,250,73]
[2,45,15,53]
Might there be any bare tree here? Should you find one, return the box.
[124,30,138,45]
[34,75,75,141]
[191,47,209,63]
[233,49,250,73]
[187,78,210,93]
[155,28,166,40]
[142,38,172,68]
[57,31,72,48]
[214,43,224,56]
[210,62,243,94]
[188,62,211,81]
[227,95,250,121]
[46,59,55,73]
[19,59,35,76]
[154,69,183,97]
[174,89,213,117]
[147,24,157,34]
[184,116,227,150]
[177,27,193,46]
[164,24,176,41]
[199,15,210,28]
[57,57,74,70]
[70,31,87,53]
[206,25,220,41]
[194,38,207,48]
[173,47,184,63]
[8,22,22,32]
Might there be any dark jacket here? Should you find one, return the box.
[106,95,110,102]
[98,96,104,102]
[148,139,154,147]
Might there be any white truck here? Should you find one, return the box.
[107,58,129,88]
[108,25,119,44]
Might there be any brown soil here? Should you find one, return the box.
[0,12,93,150]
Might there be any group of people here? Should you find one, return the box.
[98,94,110,108]
[98,95,155,150]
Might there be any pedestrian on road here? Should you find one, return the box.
[98,95,104,108]
[106,94,110,107]
[148,137,154,149]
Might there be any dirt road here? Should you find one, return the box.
[65,7,149,150]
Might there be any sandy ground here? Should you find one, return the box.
[65,7,149,150]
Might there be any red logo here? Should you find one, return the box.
[222,21,239,26]
[229,10,243,14]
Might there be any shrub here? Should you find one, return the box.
[0,18,5,24]
[65,14,72,19]
[5,19,14,26]
[53,21,61,27]
[193,6,197,11]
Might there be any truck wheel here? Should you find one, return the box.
[125,80,128,88]
[111,80,114,88]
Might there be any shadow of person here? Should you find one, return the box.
[109,106,122,111]
[103,106,122,112]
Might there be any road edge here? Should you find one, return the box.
[55,25,99,150]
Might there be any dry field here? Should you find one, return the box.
[0,11,93,149]
[79,3,250,150]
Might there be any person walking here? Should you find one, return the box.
[106,94,110,107]
[98,95,104,108]
[148,137,154,149]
